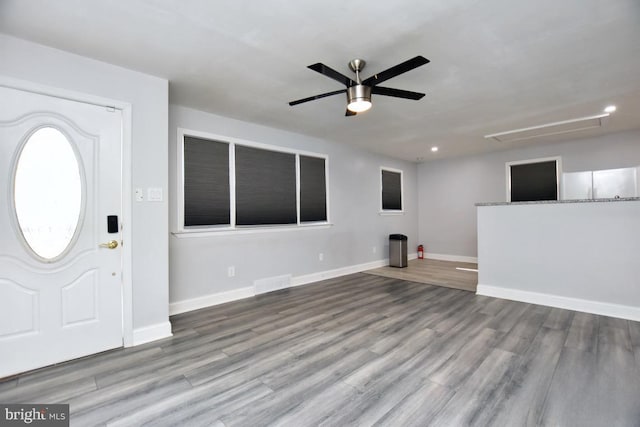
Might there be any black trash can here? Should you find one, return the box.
[389,234,408,268]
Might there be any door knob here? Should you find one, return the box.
[99,240,119,249]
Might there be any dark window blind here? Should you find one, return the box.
[382,170,402,210]
[300,155,327,222]
[510,161,558,202]
[235,145,297,225]
[184,136,230,226]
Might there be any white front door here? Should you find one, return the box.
[0,86,123,378]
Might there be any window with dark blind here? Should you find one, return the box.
[180,131,329,231]
[381,169,403,211]
[183,136,230,226]
[300,155,327,222]
[235,145,297,226]
[509,159,559,202]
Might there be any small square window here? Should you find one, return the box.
[506,157,560,202]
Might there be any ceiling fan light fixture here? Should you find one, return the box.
[289,56,429,116]
[347,99,372,113]
[347,85,372,113]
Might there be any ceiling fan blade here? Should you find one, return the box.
[362,56,430,86]
[345,109,357,117]
[289,89,346,106]
[308,63,355,87]
[372,86,425,100]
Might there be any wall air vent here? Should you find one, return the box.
[484,113,610,143]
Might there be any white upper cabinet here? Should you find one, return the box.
[593,167,637,199]
[562,171,592,200]
[561,166,639,200]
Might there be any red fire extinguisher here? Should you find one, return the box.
[418,244,424,259]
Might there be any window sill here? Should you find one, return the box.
[172,223,333,238]
[379,211,405,216]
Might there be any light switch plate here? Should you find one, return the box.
[135,188,144,202]
[147,187,163,202]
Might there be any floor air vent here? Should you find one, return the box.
[254,274,292,295]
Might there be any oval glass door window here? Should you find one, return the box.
[14,127,83,261]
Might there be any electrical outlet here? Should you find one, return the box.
[319,253,324,261]
[227,266,235,277]
[372,246,377,254]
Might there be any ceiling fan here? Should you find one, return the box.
[289,55,430,116]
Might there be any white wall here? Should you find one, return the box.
[418,130,640,258]
[477,201,640,321]
[0,35,170,337]
[169,105,418,308]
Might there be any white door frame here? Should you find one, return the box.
[0,75,135,347]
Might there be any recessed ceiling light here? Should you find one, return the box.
[604,105,617,113]
[431,146,439,152]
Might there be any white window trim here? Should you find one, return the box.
[380,166,404,214]
[176,127,330,235]
[505,156,562,202]
[172,223,333,238]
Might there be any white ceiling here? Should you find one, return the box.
[1,0,640,162]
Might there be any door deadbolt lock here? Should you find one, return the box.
[99,240,119,249]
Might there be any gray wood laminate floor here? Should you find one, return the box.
[2,273,640,426]
[366,259,478,292]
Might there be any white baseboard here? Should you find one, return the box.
[291,258,389,287]
[426,252,478,264]
[477,284,640,322]
[170,258,400,316]
[131,321,173,346]
[169,286,255,316]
